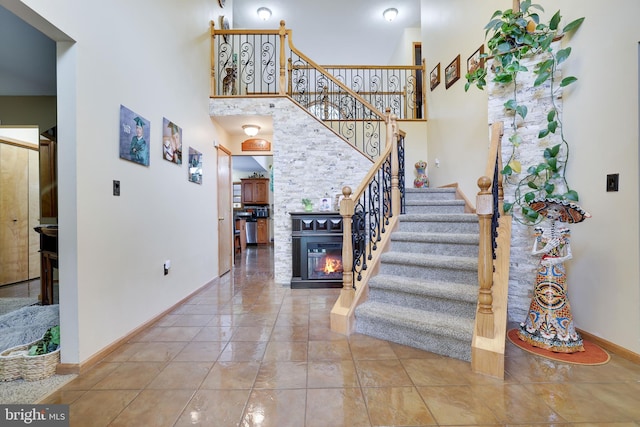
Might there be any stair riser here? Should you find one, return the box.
[399,221,479,234]
[404,204,466,214]
[379,263,477,284]
[355,317,471,361]
[404,192,457,202]
[390,240,478,257]
[367,288,477,319]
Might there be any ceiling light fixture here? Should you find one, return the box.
[257,7,272,21]
[242,124,260,137]
[383,8,398,22]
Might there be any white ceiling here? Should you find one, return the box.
[231,0,421,65]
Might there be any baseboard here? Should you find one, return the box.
[577,328,640,365]
[55,278,217,375]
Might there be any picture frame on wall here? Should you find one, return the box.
[119,105,150,167]
[162,118,182,165]
[188,147,202,184]
[445,54,461,89]
[430,63,441,91]
[467,45,485,75]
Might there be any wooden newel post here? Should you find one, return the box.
[340,186,354,298]
[386,109,400,217]
[476,176,495,338]
[278,20,287,95]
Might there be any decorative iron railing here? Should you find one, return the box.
[210,21,425,159]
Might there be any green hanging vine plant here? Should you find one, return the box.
[465,1,584,224]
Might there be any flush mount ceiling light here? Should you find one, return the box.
[242,124,260,137]
[383,7,398,22]
[257,7,272,21]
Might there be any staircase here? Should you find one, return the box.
[355,187,479,361]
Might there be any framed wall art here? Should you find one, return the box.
[119,105,150,166]
[188,147,202,184]
[162,118,182,165]
[467,45,485,74]
[445,54,461,89]
[430,63,441,91]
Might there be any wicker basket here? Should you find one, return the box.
[0,338,60,382]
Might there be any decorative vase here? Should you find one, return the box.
[414,160,429,188]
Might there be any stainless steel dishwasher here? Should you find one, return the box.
[245,220,257,244]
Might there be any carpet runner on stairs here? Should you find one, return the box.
[355,187,479,361]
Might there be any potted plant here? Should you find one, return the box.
[302,198,313,212]
[465,0,584,224]
[0,325,60,381]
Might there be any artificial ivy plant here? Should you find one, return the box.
[465,1,584,223]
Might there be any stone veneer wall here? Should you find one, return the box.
[209,97,372,284]
[487,42,567,322]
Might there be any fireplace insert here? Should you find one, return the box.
[291,212,343,288]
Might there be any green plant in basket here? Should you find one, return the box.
[28,325,60,356]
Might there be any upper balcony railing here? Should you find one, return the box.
[210,21,425,159]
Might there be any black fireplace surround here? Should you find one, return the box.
[291,212,343,289]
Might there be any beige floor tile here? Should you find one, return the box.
[231,325,273,341]
[124,341,188,362]
[59,361,121,390]
[173,340,225,362]
[191,325,235,341]
[389,342,443,359]
[417,385,500,425]
[241,389,307,427]
[108,389,194,427]
[174,389,251,427]
[217,341,267,362]
[306,388,371,427]
[200,361,260,389]
[361,386,436,426]
[138,326,203,342]
[402,357,472,386]
[308,339,352,360]
[349,334,398,360]
[254,361,307,389]
[146,361,211,389]
[171,314,215,327]
[68,389,139,427]
[263,340,308,362]
[270,325,309,341]
[92,362,165,390]
[307,360,360,388]
[355,359,413,387]
[472,383,565,424]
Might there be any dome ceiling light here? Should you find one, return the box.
[243,124,261,137]
[383,8,398,22]
[257,7,272,21]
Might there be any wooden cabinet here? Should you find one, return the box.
[257,218,268,244]
[241,178,269,205]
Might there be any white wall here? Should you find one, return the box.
[423,0,640,354]
[14,0,226,363]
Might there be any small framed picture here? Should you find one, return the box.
[445,54,461,89]
[467,45,485,74]
[319,197,332,212]
[430,63,441,91]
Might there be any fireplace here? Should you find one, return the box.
[291,212,343,288]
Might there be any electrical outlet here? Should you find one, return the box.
[163,260,170,276]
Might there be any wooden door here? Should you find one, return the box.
[217,145,232,275]
[0,143,29,285]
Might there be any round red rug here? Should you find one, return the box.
[507,329,610,365]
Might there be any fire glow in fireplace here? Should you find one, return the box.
[291,212,343,288]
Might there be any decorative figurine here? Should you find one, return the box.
[517,197,591,353]
[414,160,429,188]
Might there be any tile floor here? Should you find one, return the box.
[37,245,640,426]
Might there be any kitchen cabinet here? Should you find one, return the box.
[241,178,269,205]
[257,218,268,244]
[235,218,247,251]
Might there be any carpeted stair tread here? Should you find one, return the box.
[401,213,478,222]
[405,199,466,207]
[369,274,478,303]
[356,300,474,342]
[391,231,478,244]
[380,251,477,271]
